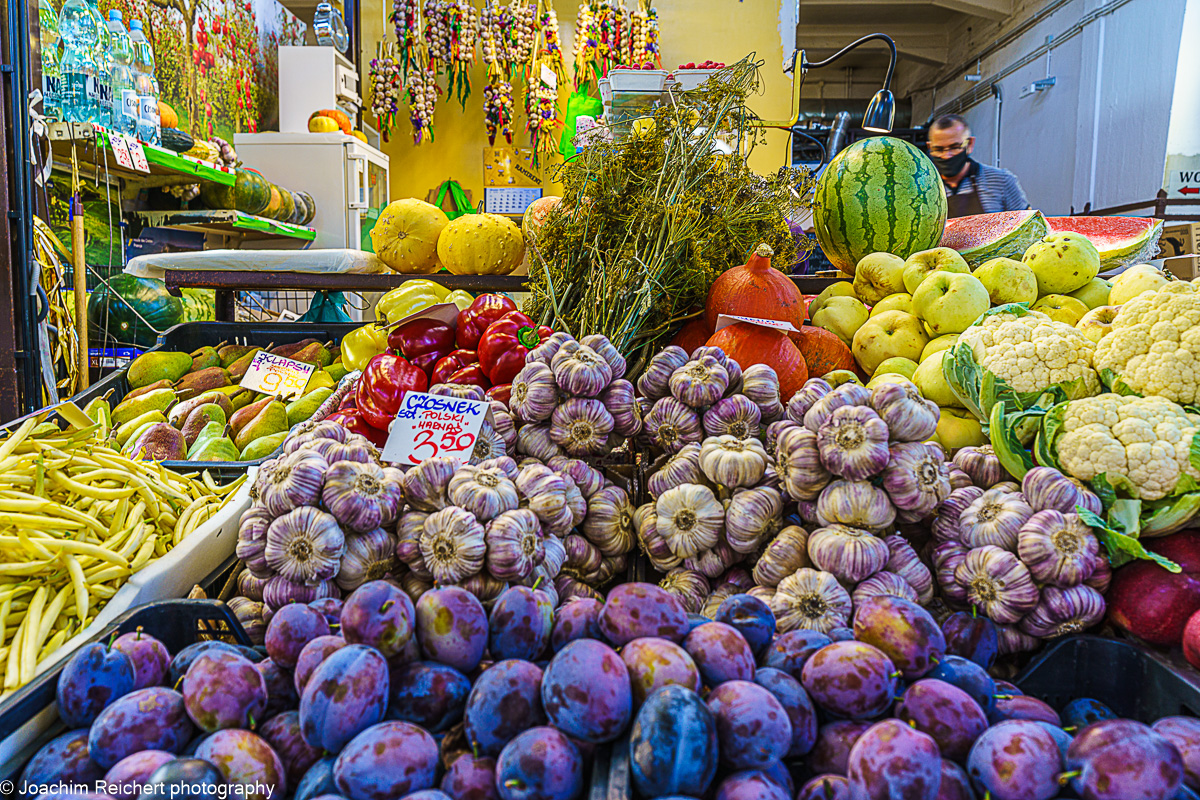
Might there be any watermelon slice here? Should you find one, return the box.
[939,210,1048,268]
[1045,216,1164,270]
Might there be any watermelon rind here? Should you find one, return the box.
[812,137,948,275]
[1044,216,1164,270]
[939,210,1048,268]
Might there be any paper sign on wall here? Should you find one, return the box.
[123,135,150,173]
[381,391,488,466]
[713,314,800,333]
[108,135,135,170]
[238,351,317,400]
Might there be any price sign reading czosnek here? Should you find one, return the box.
[381,391,489,466]
[238,351,317,400]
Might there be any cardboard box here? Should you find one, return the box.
[1160,223,1200,280]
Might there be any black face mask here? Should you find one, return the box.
[932,150,970,177]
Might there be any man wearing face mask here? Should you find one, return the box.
[927,114,1030,218]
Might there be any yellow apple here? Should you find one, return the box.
[870,293,914,317]
[872,357,919,380]
[1076,305,1120,343]
[853,252,907,306]
[1031,294,1090,326]
[973,257,1038,305]
[1068,277,1112,309]
[823,369,863,388]
[902,247,971,294]
[912,272,991,335]
[809,281,858,318]
[921,333,960,363]
[937,407,987,453]
[851,310,929,376]
[1109,264,1170,305]
[913,351,963,409]
[867,374,915,391]
[811,296,869,347]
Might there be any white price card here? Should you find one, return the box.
[381,391,488,466]
[541,63,558,90]
[108,134,135,170]
[713,313,799,333]
[125,136,150,173]
[238,351,317,400]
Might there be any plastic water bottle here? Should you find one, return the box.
[39,0,62,121]
[86,0,112,128]
[57,0,99,124]
[128,20,160,145]
[106,10,136,135]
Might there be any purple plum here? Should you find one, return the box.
[112,631,171,690]
[541,639,631,743]
[706,680,791,770]
[940,612,999,668]
[1063,698,1117,730]
[143,757,225,800]
[265,604,331,670]
[713,770,789,800]
[927,655,997,715]
[628,685,717,798]
[598,583,689,645]
[182,651,267,732]
[490,587,553,662]
[683,622,755,687]
[440,754,499,800]
[340,580,415,658]
[621,637,701,706]
[259,711,322,788]
[754,667,817,758]
[88,687,195,769]
[828,627,855,641]
[464,659,546,756]
[847,719,941,800]
[102,750,175,800]
[495,727,582,800]
[56,642,136,727]
[194,728,287,800]
[1154,717,1200,789]
[550,597,603,652]
[294,757,337,800]
[715,595,776,656]
[760,629,833,680]
[967,720,1062,800]
[759,760,793,796]
[169,641,242,687]
[389,661,470,733]
[415,587,488,673]
[402,792,452,800]
[797,775,854,800]
[936,760,975,800]
[309,597,344,628]
[334,721,438,800]
[988,694,1061,726]
[299,644,389,753]
[853,596,946,679]
[256,657,298,719]
[800,641,897,720]
[810,721,873,775]
[895,679,989,762]
[1067,720,1184,800]
[19,729,106,793]
[293,636,347,695]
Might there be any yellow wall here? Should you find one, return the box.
[359,0,795,204]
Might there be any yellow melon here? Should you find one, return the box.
[371,198,451,274]
[437,213,526,276]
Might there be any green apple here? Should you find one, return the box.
[1031,294,1089,326]
[872,356,919,380]
[1109,264,1170,305]
[912,271,991,336]
[1023,232,1101,295]
[809,281,858,318]
[973,257,1038,305]
[851,310,929,376]
[920,333,960,363]
[902,247,971,294]
[823,369,863,388]
[867,373,915,391]
[811,296,869,347]
[853,252,906,306]
[870,293,913,317]
[913,351,963,409]
[1068,277,1112,309]
[1077,305,1120,343]
[937,407,987,452]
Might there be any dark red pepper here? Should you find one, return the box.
[478,311,553,385]
[456,294,517,350]
[486,384,512,405]
[444,363,491,389]
[356,352,429,430]
[388,318,456,376]
[431,349,481,385]
[326,408,389,448]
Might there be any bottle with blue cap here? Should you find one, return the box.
[128,20,160,145]
[106,10,137,135]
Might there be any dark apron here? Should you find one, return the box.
[946,161,985,218]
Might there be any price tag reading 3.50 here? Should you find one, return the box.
[381,391,489,466]
[238,351,318,400]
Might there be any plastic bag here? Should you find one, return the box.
[560,88,604,159]
[434,180,476,220]
[299,291,352,322]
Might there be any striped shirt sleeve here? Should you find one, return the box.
[975,164,1031,212]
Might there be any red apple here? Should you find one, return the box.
[1108,534,1200,647]
[1184,610,1200,669]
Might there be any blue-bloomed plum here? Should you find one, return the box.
[1063,698,1117,730]
[294,636,347,695]
[853,596,946,679]
[1154,717,1200,789]
[495,727,582,800]
[88,687,195,769]
[19,729,106,793]
[266,604,331,670]
[967,720,1062,800]
[895,679,989,762]
[796,775,854,800]
[716,595,776,656]
[810,721,873,775]
[713,771,790,800]
[936,760,975,800]
[598,583,689,645]
[683,622,755,687]
[143,758,226,800]
[490,587,553,662]
[550,598,603,652]
[760,630,833,680]
[993,680,1022,696]
[759,759,793,796]
[828,627,855,641]
[847,719,941,800]
[389,661,470,733]
[988,695,1061,726]
[255,657,298,720]
[464,659,546,756]
[416,587,488,673]
[401,792,452,800]
[706,680,791,770]
[800,641,896,720]
[940,612,998,669]
[334,721,438,800]
[102,750,175,799]
[259,711,322,788]
[310,597,344,628]
[195,729,286,800]
[1034,722,1072,759]
[927,655,997,715]
[340,580,415,657]
[687,614,710,632]
[628,685,717,798]
[294,757,338,800]
[299,644,389,752]
[113,631,171,690]
[541,639,631,743]
[169,642,241,687]
[57,642,136,727]
[183,651,267,732]
[754,667,817,758]
[440,754,499,800]
[1067,720,1184,800]
[621,638,701,706]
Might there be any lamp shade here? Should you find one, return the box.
[862,89,895,133]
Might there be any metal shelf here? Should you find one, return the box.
[137,210,317,244]
[48,122,236,188]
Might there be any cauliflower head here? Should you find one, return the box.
[959,309,1100,396]
[1094,281,1200,404]
[1054,394,1200,501]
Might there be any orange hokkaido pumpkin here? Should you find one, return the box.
[670,317,712,354]
[791,325,861,381]
[706,322,808,400]
[704,243,808,332]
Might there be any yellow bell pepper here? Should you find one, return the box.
[340,323,390,372]
[445,290,474,312]
[377,280,451,324]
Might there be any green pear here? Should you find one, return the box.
[112,387,177,427]
[229,396,274,436]
[127,351,192,389]
[189,345,222,373]
[304,371,336,393]
[218,342,259,368]
[174,366,232,401]
[287,387,333,427]
[227,346,270,381]
[291,341,334,367]
[323,363,349,383]
[233,401,289,452]
[188,422,239,461]
[168,390,235,428]
[206,385,261,410]
[124,379,174,402]
[127,422,186,461]
[239,431,287,461]
[181,403,228,448]
[272,339,320,359]
[114,409,167,447]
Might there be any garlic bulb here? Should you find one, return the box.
[817,405,890,480]
[470,423,508,464]
[305,436,377,467]
[1018,585,1106,639]
[787,378,831,424]
[336,528,400,592]
[430,383,487,402]
[321,461,405,533]
[420,506,487,584]
[1016,510,1100,588]
[634,502,683,572]
[747,585,776,605]
[481,455,520,481]
[1085,553,1112,593]
[643,397,704,454]
[453,572,509,608]
[719,567,755,593]
[883,535,935,605]
[954,545,1040,624]
[542,534,568,578]
[770,568,853,633]
[237,570,267,601]
[702,584,740,619]
[947,465,974,490]
[400,572,435,604]
[703,395,762,440]
[752,525,811,587]
[816,480,897,531]
[648,443,707,499]
[265,507,346,585]
[869,381,939,443]
[775,426,832,502]
[670,355,729,408]
[581,333,627,380]
[931,485,984,544]
[582,485,635,557]
[1021,466,1098,515]
[638,345,690,400]
[954,445,1010,490]
[550,398,615,456]
[852,571,919,607]
[690,346,742,394]
[659,567,710,614]
[490,403,518,452]
[527,331,575,366]
[699,435,769,489]
[880,442,951,518]
[257,450,328,517]
[562,533,604,579]
[997,624,1041,656]
[485,508,545,581]
[563,476,587,528]
[803,382,870,433]
[552,345,613,397]
[933,541,970,605]
[516,423,563,462]
[725,486,784,554]
[684,540,741,579]
[656,483,725,558]
[448,463,520,522]
[960,488,1034,551]
[807,525,890,583]
[601,379,642,437]
[741,364,784,423]
[403,455,459,512]
[765,420,800,455]
[284,420,348,454]
[510,362,559,423]
[263,575,339,609]
[395,511,433,580]
[548,457,606,499]
[515,464,574,537]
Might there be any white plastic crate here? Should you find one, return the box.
[668,69,720,92]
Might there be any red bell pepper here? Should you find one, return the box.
[432,349,481,385]
[486,384,512,405]
[326,408,389,448]
[388,318,456,376]
[445,363,490,389]
[456,294,517,350]
[356,352,429,430]
[478,312,553,385]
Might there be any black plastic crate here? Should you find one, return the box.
[0,599,252,782]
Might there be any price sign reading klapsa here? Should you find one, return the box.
[238,351,318,400]
[382,391,489,466]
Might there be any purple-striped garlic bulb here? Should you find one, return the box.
[634,502,683,572]
[685,540,741,580]
[817,404,890,481]
[775,426,832,502]
[563,475,587,529]
[816,480,897,532]
[489,403,519,452]
[480,455,520,481]
[548,456,606,499]
[581,485,635,557]
[932,485,985,544]
[718,566,755,593]
[643,397,704,455]
[656,483,725,559]
[1018,585,1106,639]
[581,333,627,380]
[420,506,487,584]
[395,511,432,580]
[752,525,811,588]
[336,528,400,592]
[470,422,507,464]
[265,506,345,584]
[1022,466,1096,515]
[237,570,268,602]
[659,567,711,614]
[321,461,405,533]
[263,575,339,609]
[448,463,520,522]
[997,624,1041,656]
[526,331,575,366]
[703,395,762,440]
[947,465,974,491]
[933,541,970,605]
[954,545,1040,624]
[516,422,563,462]
[541,534,567,578]
[690,346,742,394]
[552,345,613,398]
[550,398,615,457]
[637,345,690,400]
[741,364,784,423]
[769,568,852,633]
[852,571,919,608]
[601,379,642,438]
[669,355,729,408]
[803,382,870,433]
[485,508,545,581]
[786,378,831,424]
[515,464,573,537]
[869,380,939,443]
[807,524,890,584]
[562,533,603,578]
[256,450,328,517]
[702,584,739,619]
[1016,510,1100,588]
[883,535,935,605]
[1086,553,1112,593]
[429,382,487,402]
[648,443,707,499]
[726,486,784,554]
[881,441,951,518]
[510,362,558,422]
[699,435,769,489]
[960,488,1034,551]
[765,419,800,455]
[403,455,458,512]
[400,572,434,603]
[953,445,1010,490]
[747,585,776,605]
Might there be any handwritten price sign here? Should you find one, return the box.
[238,351,317,400]
[382,392,488,466]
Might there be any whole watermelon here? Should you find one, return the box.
[812,137,947,275]
[87,274,183,347]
